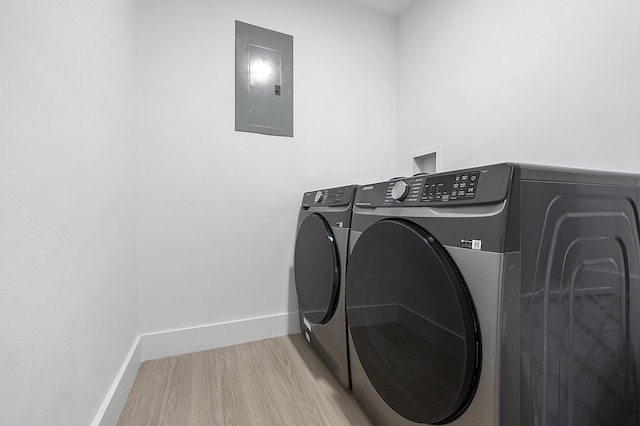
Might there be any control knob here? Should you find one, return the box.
[314,191,325,203]
[391,181,410,201]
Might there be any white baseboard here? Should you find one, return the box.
[92,336,142,426]
[140,311,300,361]
[92,312,299,425]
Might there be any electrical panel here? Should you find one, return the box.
[235,21,293,137]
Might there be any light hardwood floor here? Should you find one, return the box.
[117,334,373,425]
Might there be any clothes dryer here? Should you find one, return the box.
[294,185,356,388]
[345,163,640,425]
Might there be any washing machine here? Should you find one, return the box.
[294,184,356,388]
[345,163,640,425]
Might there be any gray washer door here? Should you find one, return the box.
[346,218,481,424]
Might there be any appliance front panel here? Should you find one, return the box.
[346,219,482,424]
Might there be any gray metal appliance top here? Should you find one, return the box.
[355,163,514,208]
[355,163,640,210]
[517,163,640,186]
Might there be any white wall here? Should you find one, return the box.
[137,0,397,333]
[0,1,138,425]
[397,0,640,174]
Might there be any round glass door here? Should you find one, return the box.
[294,213,340,325]
[346,219,481,424]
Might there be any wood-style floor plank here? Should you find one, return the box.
[117,334,372,425]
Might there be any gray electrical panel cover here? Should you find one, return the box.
[235,21,293,137]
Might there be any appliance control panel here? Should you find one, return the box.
[302,185,356,208]
[355,163,513,207]
[422,171,480,202]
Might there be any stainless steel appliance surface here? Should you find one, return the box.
[293,185,357,389]
[345,163,640,425]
